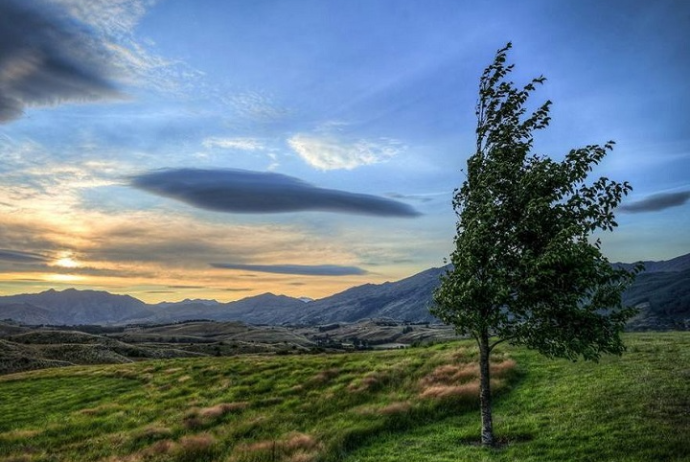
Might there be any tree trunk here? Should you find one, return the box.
[478,329,494,446]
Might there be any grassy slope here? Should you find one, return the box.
[0,333,687,462]
[0,343,514,462]
[347,332,690,462]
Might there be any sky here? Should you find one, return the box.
[0,0,688,303]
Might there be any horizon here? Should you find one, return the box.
[1,0,689,304]
[3,250,688,305]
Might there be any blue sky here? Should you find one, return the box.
[0,0,688,302]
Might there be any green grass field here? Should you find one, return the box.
[1,332,688,462]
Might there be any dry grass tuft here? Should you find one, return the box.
[141,439,178,457]
[310,367,340,384]
[178,433,215,450]
[229,440,277,462]
[288,451,319,462]
[419,363,479,388]
[419,381,480,400]
[198,401,249,419]
[418,358,515,399]
[3,429,41,439]
[79,403,121,416]
[378,401,412,415]
[347,371,386,393]
[133,425,172,443]
[243,440,276,453]
[490,359,517,375]
[175,434,217,462]
[283,433,320,452]
[230,433,322,462]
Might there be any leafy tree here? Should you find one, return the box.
[431,43,640,446]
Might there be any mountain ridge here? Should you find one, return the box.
[1,252,689,329]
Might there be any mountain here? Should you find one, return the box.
[0,303,54,325]
[0,289,153,325]
[615,253,690,273]
[0,253,688,329]
[149,293,309,324]
[624,268,690,330]
[293,266,446,324]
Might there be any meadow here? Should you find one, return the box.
[0,332,688,462]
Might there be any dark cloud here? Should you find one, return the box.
[0,0,122,122]
[0,249,48,263]
[386,192,434,203]
[620,191,690,213]
[222,288,253,292]
[130,168,420,217]
[168,285,207,289]
[211,263,367,276]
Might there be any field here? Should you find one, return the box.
[0,332,688,462]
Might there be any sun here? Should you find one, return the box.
[53,252,81,268]
[55,257,79,268]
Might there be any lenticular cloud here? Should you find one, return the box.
[130,168,420,217]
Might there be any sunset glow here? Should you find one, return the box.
[0,0,688,303]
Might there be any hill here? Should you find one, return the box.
[0,332,687,461]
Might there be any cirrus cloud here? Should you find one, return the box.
[287,133,404,170]
[0,249,49,263]
[211,263,367,276]
[202,137,265,151]
[130,168,420,217]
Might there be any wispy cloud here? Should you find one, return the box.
[620,190,690,213]
[287,133,405,170]
[0,0,123,122]
[224,90,289,122]
[130,168,420,217]
[0,249,49,263]
[211,263,367,276]
[202,137,265,151]
[49,0,157,38]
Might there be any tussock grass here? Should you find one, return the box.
[348,332,690,462]
[2,333,685,461]
[0,343,498,461]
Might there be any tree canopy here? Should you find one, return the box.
[431,42,639,446]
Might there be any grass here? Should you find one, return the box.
[346,332,690,462]
[0,332,687,461]
[0,341,513,462]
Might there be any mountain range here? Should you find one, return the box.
[1,253,689,329]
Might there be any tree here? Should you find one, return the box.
[431,43,640,447]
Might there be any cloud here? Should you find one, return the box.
[202,137,265,151]
[0,0,123,122]
[288,133,404,170]
[211,263,367,276]
[0,249,49,263]
[386,192,444,203]
[49,0,156,39]
[224,90,289,122]
[619,190,690,213]
[130,168,420,217]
